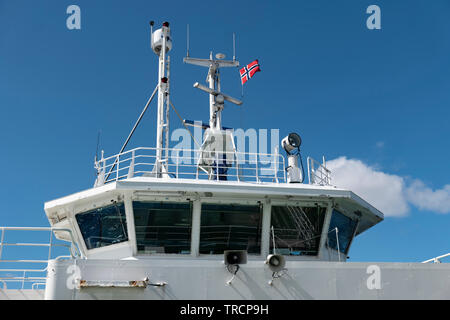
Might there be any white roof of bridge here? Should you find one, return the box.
[44,177,384,235]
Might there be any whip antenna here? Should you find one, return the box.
[187,24,190,57]
[95,130,101,162]
[233,33,236,61]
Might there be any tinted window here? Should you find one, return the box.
[270,205,326,256]
[327,209,357,253]
[200,203,262,255]
[76,203,128,250]
[133,201,192,254]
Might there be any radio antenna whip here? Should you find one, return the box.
[233,32,236,61]
[95,130,101,162]
[187,24,190,57]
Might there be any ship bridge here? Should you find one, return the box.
[44,146,383,262]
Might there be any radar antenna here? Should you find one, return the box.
[184,52,241,130]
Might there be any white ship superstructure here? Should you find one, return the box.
[0,21,449,300]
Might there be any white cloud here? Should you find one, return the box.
[406,180,450,214]
[326,157,450,217]
[327,157,409,217]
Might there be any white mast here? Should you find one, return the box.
[184,54,242,130]
[150,21,172,177]
[183,37,243,180]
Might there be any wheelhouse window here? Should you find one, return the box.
[200,203,262,255]
[327,209,357,254]
[76,202,128,250]
[270,205,326,256]
[133,201,192,254]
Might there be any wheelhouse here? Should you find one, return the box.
[44,176,383,262]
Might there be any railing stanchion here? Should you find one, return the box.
[307,157,311,184]
[235,153,241,182]
[48,230,53,261]
[0,228,4,260]
[196,150,199,180]
[335,227,340,262]
[255,153,259,182]
[127,150,135,179]
[216,153,219,181]
[176,151,179,178]
[116,154,120,181]
[274,146,279,183]
[22,271,25,289]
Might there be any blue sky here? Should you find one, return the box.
[0,0,449,263]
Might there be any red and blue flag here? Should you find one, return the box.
[240,60,261,85]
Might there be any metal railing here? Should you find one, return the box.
[307,156,332,186]
[0,227,82,290]
[94,147,287,186]
[422,253,450,264]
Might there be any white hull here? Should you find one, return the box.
[40,258,450,300]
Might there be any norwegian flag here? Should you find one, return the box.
[240,60,261,85]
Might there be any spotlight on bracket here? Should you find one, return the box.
[224,250,247,285]
[281,132,301,155]
[281,132,304,183]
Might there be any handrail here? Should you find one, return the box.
[0,227,82,259]
[0,227,83,290]
[307,156,332,186]
[100,147,280,163]
[94,146,287,186]
[422,253,450,263]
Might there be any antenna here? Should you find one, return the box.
[95,130,101,162]
[94,130,101,179]
[184,49,240,130]
[149,21,154,50]
[186,24,190,57]
[233,33,236,61]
